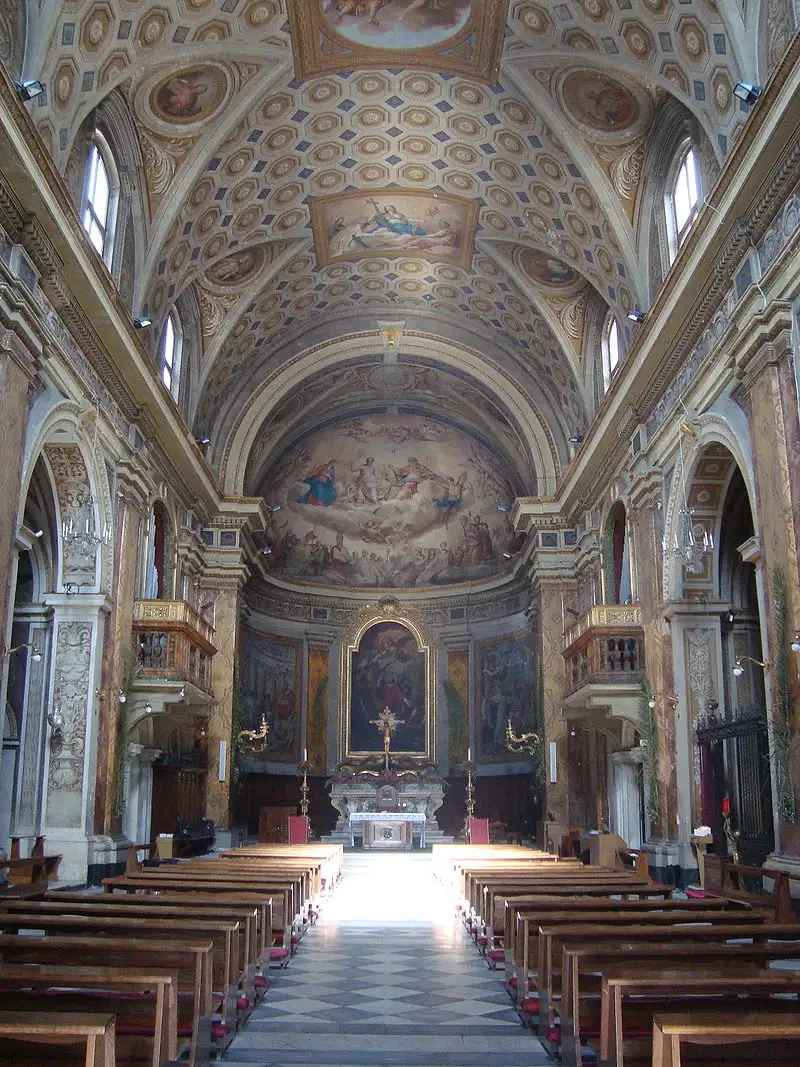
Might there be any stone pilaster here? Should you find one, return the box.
[735,303,800,855]
[628,463,679,841]
[41,592,111,880]
[94,460,149,838]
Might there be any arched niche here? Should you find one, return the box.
[340,602,435,765]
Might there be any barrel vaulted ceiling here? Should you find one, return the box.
[6,1,792,526]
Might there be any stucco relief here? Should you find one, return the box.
[685,626,716,817]
[45,444,97,587]
[47,621,92,827]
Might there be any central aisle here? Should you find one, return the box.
[225,852,551,1067]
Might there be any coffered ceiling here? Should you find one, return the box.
[7,0,783,550]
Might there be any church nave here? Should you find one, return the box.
[223,853,549,1067]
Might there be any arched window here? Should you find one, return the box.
[605,501,632,605]
[144,501,169,599]
[81,135,118,267]
[602,313,621,391]
[667,143,701,258]
[159,311,183,400]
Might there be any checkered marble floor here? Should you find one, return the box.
[223,853,551,1067]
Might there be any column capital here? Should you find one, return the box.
[733,300,794,390]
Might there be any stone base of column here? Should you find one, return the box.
[641,838,699,887]
[765,852,800,897]
[44,831,132,885]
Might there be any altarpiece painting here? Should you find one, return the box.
[342,616,434,760]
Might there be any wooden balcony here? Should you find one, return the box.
[563,604,645,698]
[133,599,217,697]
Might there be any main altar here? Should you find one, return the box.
[322,600,453,848]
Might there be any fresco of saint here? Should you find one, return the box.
[323,0,472,49]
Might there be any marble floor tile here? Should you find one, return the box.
[222,853,552,1067]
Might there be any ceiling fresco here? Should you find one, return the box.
[16,0,794,593]
[258,412,523,589]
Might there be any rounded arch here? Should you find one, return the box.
[602,499,631,606]
[219,333,562,500]
[19,395,115,596]
[661,414,758,603]
[140,495,178,601]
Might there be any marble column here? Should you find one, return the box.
[735,303,800,859]
[198,575,243,835]
[533,574,574,822]
[10,608,52,838]
[0,325,40,745]
[122,743,161,846]
[93,462,148,839]
[41,592,111,881]
[628,466,679,841]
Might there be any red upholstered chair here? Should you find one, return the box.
[288,815,309,844]
[468,818,490,844]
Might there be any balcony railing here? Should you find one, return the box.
[133,599,217,696]
[563,604,645,697]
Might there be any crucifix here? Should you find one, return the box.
[370,706,404,772]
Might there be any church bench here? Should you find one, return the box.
[49,890,272,982]
[0,911,240,1041]
[9,897,264,1016]
[651,1010,800,1066]
[504,895,754,992]
[220,843,343,892]
[463,868,658,932]
[561,938,800,1066]
[703,857,799,923]
[0,1009,116,1067]
[472,872,670,948]
[0,933,213,1066]
[0,962,178,1067]
[212,854,326,901]
[186,859,316,932]
[0,855,62,885]
[102,872,295,957]
[432,845,554,892]
[530,912,781,1025]
[599,961,800,1067]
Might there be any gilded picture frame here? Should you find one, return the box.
[340,600,436,763]
[288,0,510,84]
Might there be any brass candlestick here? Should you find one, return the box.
[505,719,541,756]
[299,760,311,818]
[237,712,270,753]
[463,759,476,838]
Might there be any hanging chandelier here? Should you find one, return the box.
[664,419,713,575]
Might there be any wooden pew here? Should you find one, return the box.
[0,1010,116,1066]
[0,854,61,885]
[651,1010,800,1066]
[703,857,799,923]
[0,934,213,1067]
[600,962,800,1067]
[44,891,270,1008]
[0,963,178,1067]
[505,895,757,995]
[532,912,780,1026]
[0,911,240,1042]
[561,937,800,1066]
[7,895,264,1017]
[102,872,295,960]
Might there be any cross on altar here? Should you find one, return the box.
[369,706,405,771]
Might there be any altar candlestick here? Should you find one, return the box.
[468,746,471,763]
[303,746,308,763]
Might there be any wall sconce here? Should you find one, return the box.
[15,80,45,102]
[133,315,152,328]
[733,82,761,105]
[791,633,800,654]
[47,706,65,745]
[3,642,42,662]
[732,655,771,677]
[118,689,127,703]
[648,692,679,710]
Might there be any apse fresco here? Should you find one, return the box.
[349,622,426,753]
[476,636,535,762]
[261,413,520,589]
[240,632,302,763]
[322,0,472,50]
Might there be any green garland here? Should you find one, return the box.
[772,569,796,824]
[638,676,660,823]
